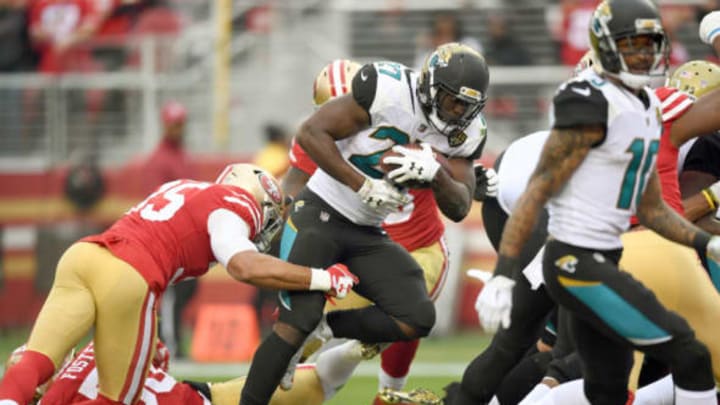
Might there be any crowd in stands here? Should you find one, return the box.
[0,0,185,75]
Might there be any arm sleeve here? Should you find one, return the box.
[352,63,378,113]
[207,208,257,268]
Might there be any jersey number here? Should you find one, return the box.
[129,180,210,221]
[348,127,410,178]
[377,62,404,81]
[617,138,659,209]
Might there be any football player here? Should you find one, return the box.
[0,164,358,405]
[474,0,720,403]
[281,59,498,404]
[283,59,450,403]
[6,341,329,405]
[241,42,490,405]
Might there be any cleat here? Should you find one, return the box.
[377,388,442,405]
[360,343,382,359]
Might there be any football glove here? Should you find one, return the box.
[357,177,410,210]
[385,143,441,184]
[705,237,720,292]
[468,269,515,333]
[326,263,358,299]
[473,164,498,201]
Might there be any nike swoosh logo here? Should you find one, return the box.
[360,70,368,81]
[571,86,591,97]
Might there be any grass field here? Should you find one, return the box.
[0,328,492,403]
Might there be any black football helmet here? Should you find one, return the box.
[589,0,669,89]
[418,42,489,137]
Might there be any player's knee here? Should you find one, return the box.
[273,322,307,347]
[670,339,714,390]
[405,299,435,338]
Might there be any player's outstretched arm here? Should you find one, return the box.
[669,88,720,147]
[636,170,713,250]
[225,252,357,298]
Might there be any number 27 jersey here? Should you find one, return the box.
[306,61,487,226]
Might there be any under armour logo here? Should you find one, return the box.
[320,211,330,222]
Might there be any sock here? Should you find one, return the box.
[377,368,408,392]
[634,374,673,405]
[674,385,717,405]
[0,350,55,403]
[240,332,298,405]
[379,340,419,387]
[327,307,408,343]
[314,340,364,400]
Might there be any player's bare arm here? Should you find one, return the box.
[281,166,311,200]
[499,125,604,260]
[226,251,315,290]
[680,170,720,233]
[297,94,370,191]
[669,88,720,147]
[431,157,475,222]
[637,171,709,245]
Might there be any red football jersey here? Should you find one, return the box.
[655,86,695,215]
[289,139,444,251]
[41,343,209,405]
[630,87,694,226]
[83,180,262,293]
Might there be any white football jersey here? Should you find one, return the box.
[307,61,487,226]
[548,68,663,250]
[496,130,550,215]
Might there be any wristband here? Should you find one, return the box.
[309,268,331,292]
[702,189,718,210]
[693,232,712,256]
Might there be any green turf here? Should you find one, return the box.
[1,328,492,403]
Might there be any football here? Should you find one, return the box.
[379,144,449,189]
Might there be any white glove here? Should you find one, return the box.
[707,235,720,262]
[468,269,515,333]
[357,177,410,209]
[473,164,498,201]
[699,11,720,45]
[384,143,441,184]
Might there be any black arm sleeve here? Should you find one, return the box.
[682,132,720,178]
[351,63,378,113]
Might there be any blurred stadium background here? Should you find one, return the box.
[0,0,716,401]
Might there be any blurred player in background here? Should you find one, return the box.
[0,163,358,405]
[241,42,490,405]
